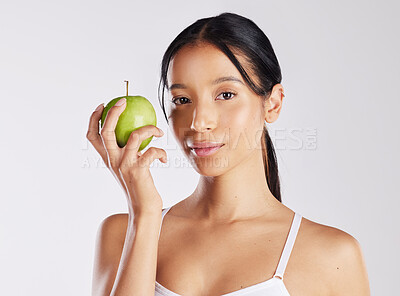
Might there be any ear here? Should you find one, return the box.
[264,84,284,123]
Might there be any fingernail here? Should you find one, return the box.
[158,128,164,135]
[115,98,126,106]
[95,103,103,112]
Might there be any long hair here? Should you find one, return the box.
[157,12,283,202]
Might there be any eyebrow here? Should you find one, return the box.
[168,76,244,91]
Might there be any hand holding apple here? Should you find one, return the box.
[86,82,167,215]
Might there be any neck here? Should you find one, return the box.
[187,148,282,222]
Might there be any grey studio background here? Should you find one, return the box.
[1,0,399,295]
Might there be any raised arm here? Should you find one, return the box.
[87,99,167,295]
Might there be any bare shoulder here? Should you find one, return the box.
[98,213,129,236]
[92,210,165,295]
[300,216,360,252]
[93,213,131,269]
[299,216,371,296]
[91,213,129,295]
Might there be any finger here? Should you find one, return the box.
[100,98,126,155]
[137,146,168,168]
[121,125,164,163]
[86,103,109,165]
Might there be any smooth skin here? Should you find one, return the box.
[89,42,370,295]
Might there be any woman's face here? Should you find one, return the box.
[166,42,267,176]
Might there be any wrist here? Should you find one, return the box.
[129,208,162,223]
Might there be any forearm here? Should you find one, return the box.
[110,212,162,296]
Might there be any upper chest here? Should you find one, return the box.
[155,215,331,296]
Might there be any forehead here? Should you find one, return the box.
[167,43,247,87]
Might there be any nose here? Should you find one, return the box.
[190,100,218,133]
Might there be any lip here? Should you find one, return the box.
[189,143,225,157]
[188,142,225,149]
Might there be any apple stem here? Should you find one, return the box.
[124,80,129,97]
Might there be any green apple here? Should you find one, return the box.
[100,82,157,150]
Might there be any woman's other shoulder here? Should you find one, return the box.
[300,216,360,249]
[299,216,370,295]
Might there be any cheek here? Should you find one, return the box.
[169,109,192,149]
[223,104,250,127]
[220,101,262,151]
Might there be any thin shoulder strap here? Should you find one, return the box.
[158,206,172,239]
[273,212,302,280]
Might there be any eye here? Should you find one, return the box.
[171,91,236,105]
[172,97,190,105]
[216,91,236,100]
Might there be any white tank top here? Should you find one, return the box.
[155,206,302,296]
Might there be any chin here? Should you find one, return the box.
[187,152,232,176]
[192,164,229,177]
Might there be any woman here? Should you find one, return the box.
[88,12,370,296]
